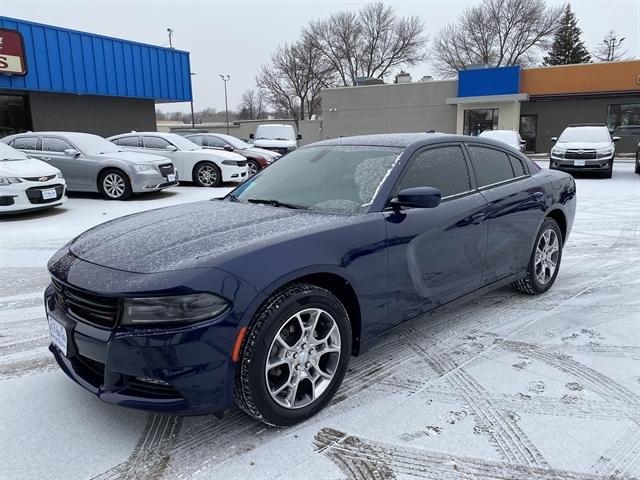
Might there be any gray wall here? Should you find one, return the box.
[521,95,640,153]
[29,92,156,137]
[321,80,458,139]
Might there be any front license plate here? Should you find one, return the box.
[167,173,176,182]
[42,188,57,200]
[48,315,67,356]
[573,160,586,167]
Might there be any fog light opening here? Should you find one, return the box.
[135,376,170,386]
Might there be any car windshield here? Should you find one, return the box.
[480,130,517,144]
[162,133,201,150]
[558,127,611,143]
[212,134,249,149]
[254,125,296,140]
[0,142,29,161]
[231,145,402,213]
[70,134,123,155]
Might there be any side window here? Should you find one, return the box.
[395,146,472,198]
[42,137,73,153]
[509,154,527,177]
[188,135,203,146]
[143,136,171,149]
[468,146,515,187]
[117,136,140,147]
[12,136,38,151]
[206,136,227,148]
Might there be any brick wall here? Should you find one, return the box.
[28,92,156,137]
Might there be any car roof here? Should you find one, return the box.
[305,133,486,149]
[7,131,100,140]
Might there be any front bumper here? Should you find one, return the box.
[131,170,179,193]
[0,180,66,214]
[221,164,248,182]
[550,156,613,171]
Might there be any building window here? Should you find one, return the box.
[463,109,499,136]
[607,104,640,136]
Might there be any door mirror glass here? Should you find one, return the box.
[165,145,178,152]
[392,187,441,209]
[64,148,80,156]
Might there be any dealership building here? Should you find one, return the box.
[0,16,192,138]
[322,61,640,153]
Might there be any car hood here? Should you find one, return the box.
[556,141,612,150]
[0,157,60,177]
[253,139,297,149]
[68,200,347,274]
[185,149,246,161]
[105,151,171,164]
[245,147,282,158]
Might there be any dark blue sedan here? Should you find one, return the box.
[45,133,576,426]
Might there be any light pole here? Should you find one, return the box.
[190,72,196,128]
[166,28,174,49]
[219,74,230,135]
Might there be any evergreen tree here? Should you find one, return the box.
[543,4,591,65]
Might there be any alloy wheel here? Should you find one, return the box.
[265,308,341,409]
[247,161,259,177]
[534,228,559,285]
[197,165,218,186]
[103,173,126,198]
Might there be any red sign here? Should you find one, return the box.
[0,28,27,76]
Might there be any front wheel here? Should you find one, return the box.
[247,160,260,177]
[99,169,132,200]
[193,162,222,187]
[512,218,563,295]
[235,284,351,426]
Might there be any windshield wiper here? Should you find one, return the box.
[247,198,307,210]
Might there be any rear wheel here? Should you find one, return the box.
[235,284,351,426]
[512,218,563,295]
[193,162,222,187]
[99,169,132,200]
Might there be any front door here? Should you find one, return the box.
[38,136,88,190]
[519,115,538,152]
[384,144,487,323]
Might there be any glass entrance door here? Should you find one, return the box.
[0,94,30,138]
[463,109,499,136]
[519,115,537,152]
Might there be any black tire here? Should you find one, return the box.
[98,169,132,200]
[193,161,222,187]
[635,159,639,175]
[512,217,563,295]
[235,283,352,426]
[602,169,613,179]
[247,159,260,177]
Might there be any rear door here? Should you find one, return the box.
[466,144,543,284]
[40,137,89,190]
[384,144,487,322]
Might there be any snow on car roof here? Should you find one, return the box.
[307,133,466,148]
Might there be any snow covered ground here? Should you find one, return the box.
[1,165,639,480]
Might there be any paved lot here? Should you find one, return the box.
[1,165,639,480]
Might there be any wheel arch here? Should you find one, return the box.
[191,159,220,182]
[545,208,567,244]
[96,165,129,192]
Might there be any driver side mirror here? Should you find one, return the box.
[64,148,80,156]
[550,137,558,143]
[390,187,442,210]
[249,133,255,139]
[223,144,234,152]
[296,134,302,140]
[165,145,178,152]
[612,136,621,143]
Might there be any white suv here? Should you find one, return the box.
[249,124,301,156]
[550,124,619,179]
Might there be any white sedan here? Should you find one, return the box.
[108,132,248,187]
[0,142,66,214]
[478,130,527,152]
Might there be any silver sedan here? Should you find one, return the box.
[3,132,178,200]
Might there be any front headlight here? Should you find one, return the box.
[0,177,22,185]
[133,164,156,174]
[55,172,64,179]
[551,146,566,157]
[596,147,614,158]
[121,293,229,325]
[222,160,244,166]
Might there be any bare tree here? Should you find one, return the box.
[432,0,562,76]
[257,37,335,127]
[303,2,427,86]
[237,89,265,120]
[592,30,630,62]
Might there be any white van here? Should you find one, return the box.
[250,124,301,156]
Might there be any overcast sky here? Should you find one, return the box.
[3,0,639,113]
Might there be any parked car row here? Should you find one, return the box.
[1,130,275,214]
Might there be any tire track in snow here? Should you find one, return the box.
[401,329,548,467]
[314,428,612,480]
[592,429,640,478]
[92,414,183,480]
